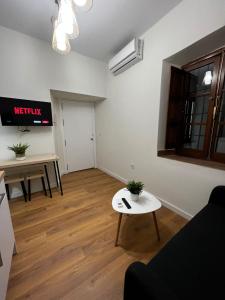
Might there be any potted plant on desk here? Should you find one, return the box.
[8,143,30,161]
[127,180,144,201]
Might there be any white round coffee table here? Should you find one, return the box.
[112,188,162,246]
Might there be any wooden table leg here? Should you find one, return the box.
[152,211,160,241]
[115,213,123,247]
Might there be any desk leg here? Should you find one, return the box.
[55,160,63,196]
[53,161,59,188]
[152,211,160,241]
[115,213,122,247]
[44,164,52,198]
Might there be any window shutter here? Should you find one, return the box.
[165,66,188,149]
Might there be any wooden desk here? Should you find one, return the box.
[0,154,63,197]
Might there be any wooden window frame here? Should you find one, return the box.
[210,52,225,163]
[178,55,221,159]
[164,46,225,164]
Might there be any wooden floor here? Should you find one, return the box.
[7,169,186,300]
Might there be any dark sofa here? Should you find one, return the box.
[124,186,225,300]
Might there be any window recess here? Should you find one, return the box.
[165,48,225,163]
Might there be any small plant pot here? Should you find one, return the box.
[16,153,26,161]
[130,193,139,202]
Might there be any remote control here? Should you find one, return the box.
[122,198,131,209]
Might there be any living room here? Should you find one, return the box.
[0,0,225,299]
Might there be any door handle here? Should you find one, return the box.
[90,138,94,141]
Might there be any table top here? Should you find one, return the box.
[0,154,59,170]
[112,188,161,215]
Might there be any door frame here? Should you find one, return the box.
[60,100,97,174]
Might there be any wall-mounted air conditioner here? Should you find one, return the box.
[108,38,144,76]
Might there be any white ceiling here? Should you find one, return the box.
[0,0,181,61]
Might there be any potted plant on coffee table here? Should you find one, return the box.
[8,143,30,161]
[127,180,144,201]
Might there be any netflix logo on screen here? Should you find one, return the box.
[0,97,52,126]
[14,107,42,116]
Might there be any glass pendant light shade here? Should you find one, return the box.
[52,19,71,55]
[58,0,79,39]
[73,0,93,11]
[203,70,213,85]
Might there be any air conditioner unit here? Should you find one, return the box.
[109,38,144,75]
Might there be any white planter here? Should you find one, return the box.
[130,193,139,202]
[16,154,26,161]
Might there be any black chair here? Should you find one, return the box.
[5,175,27,202]
[26,170,50,201]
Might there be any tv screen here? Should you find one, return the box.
[0,97,53,126]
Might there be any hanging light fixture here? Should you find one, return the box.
[52,19,71,55]
[203,70,213,85]
[73,0,93,11]
[58,0,79,39]
[52,0,93,55]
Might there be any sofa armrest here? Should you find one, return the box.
[124,262,178,300]
[208,186,225,207]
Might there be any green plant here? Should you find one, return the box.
[127,180,144,195]
[8,143,30,155]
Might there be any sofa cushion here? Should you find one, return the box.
[147,203,225,299]
[124,262,179,300]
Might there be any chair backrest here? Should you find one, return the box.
[5,175,25,184]
[26,170,45,180]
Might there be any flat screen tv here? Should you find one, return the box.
[0,97,53,126]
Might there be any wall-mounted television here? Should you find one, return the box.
[0,97,53,126]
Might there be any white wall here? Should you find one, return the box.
[0,25,106,196]
[1,0,225,214]
[0,25,106,159]
[95,0,225,218]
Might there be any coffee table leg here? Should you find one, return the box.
[152,211,160,241]
[115,213,123,247]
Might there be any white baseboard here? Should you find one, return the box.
[156,197,193,220]
[98,166,193,220]
[98,166,128,184]
[10,191,23,199]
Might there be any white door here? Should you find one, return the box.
[62,101,95,172]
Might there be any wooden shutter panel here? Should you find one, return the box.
[165,66,188,149]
